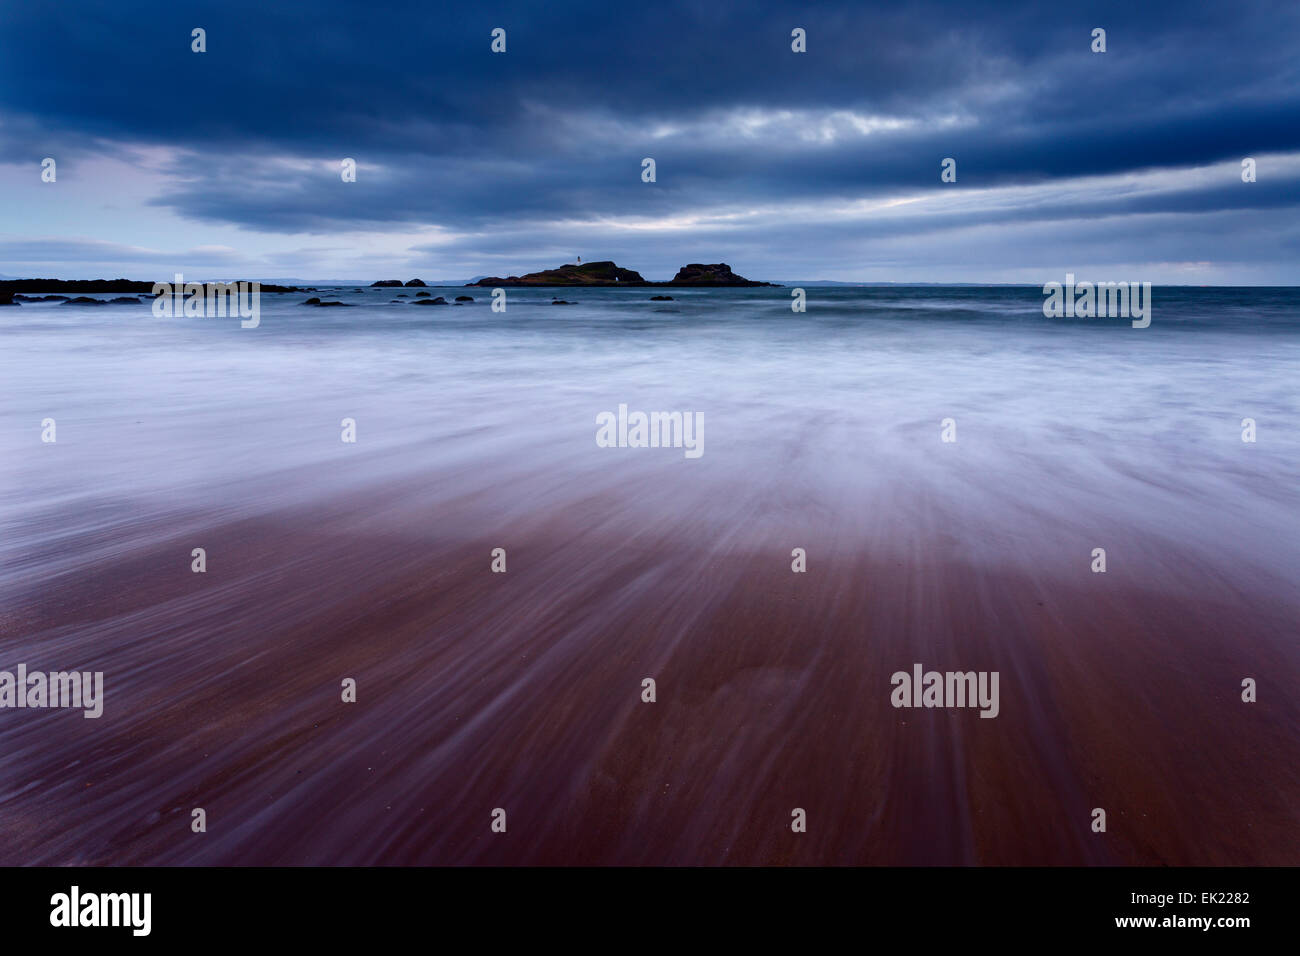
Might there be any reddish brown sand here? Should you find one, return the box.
[0,476,1297,865]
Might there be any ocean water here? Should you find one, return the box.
[2,284,1299,865]
[2,285,1298,590]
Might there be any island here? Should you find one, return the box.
[467,261,777,287]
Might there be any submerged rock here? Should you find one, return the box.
[412,296,448,305]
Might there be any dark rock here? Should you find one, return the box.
[667,263,774,286]
[63,296,107,305]
[454,295,474,302]
[467,260,775,287]
[415,291,431,298]
[412,296,448,305]
[550,299,576,305]
[303,297,321,305]
[4,278,155,294]
[472,261,646,287]
[403,279,426,287]
[650,295,674,300]
[2,278,303,295]
[370,280,403,287]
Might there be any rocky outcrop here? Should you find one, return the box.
[403,279,426,287]
[469,260,774,287]
[412,296,448,305]
[3,279,154,294]
[472,261,646,287]
[371,280,403,287]
[667,263,772,286]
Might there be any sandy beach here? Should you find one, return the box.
[2,462,1296,865]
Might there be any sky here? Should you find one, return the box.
[1,0,1297,283]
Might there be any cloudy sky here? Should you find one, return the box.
[1,0,1297,283]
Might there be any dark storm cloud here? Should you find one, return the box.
[0,0,1297,278]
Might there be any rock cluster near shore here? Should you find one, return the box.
[2,264,775,302]
[0,264,776,310]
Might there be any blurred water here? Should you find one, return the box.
[2,285,1299,588]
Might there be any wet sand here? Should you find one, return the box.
[1,469,1296,866]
